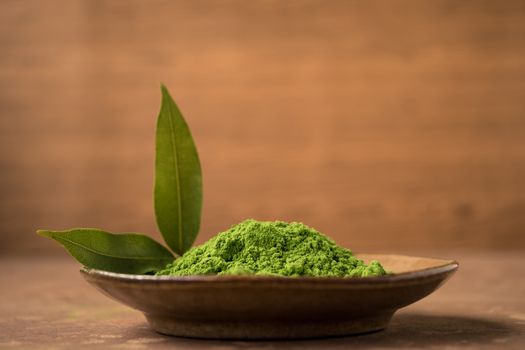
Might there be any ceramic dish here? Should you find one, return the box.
[81,254,458,339]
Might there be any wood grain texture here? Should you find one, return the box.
[0,0,524,255]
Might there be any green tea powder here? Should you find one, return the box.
[156,219,387,277]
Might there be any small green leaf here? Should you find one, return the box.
[37,228,174,274]
[154,85,203,255]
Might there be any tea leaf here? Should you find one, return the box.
[37,228,174,274]
[154,85,203,255]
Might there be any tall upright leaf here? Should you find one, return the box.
[154,85,203,255]
[37,229,174,274]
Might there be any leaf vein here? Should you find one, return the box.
[54,236,171,261]
[165,98,184,252]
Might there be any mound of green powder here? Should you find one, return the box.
[156,219,387,277]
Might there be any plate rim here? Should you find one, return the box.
[80,253,458,285]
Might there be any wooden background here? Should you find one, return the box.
[1,0,524,256]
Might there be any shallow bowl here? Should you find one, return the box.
[81,254,457,339]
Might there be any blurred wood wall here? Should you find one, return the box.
[1,0,524,255]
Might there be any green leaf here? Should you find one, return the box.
[154,85,203,255]
[37,229,174,274]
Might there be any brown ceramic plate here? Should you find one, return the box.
[80,254,457,339]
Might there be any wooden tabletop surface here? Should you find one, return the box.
[0,252,523,349]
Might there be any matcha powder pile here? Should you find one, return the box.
[156,219,387,277]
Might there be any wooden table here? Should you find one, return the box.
[0,252,523,349]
